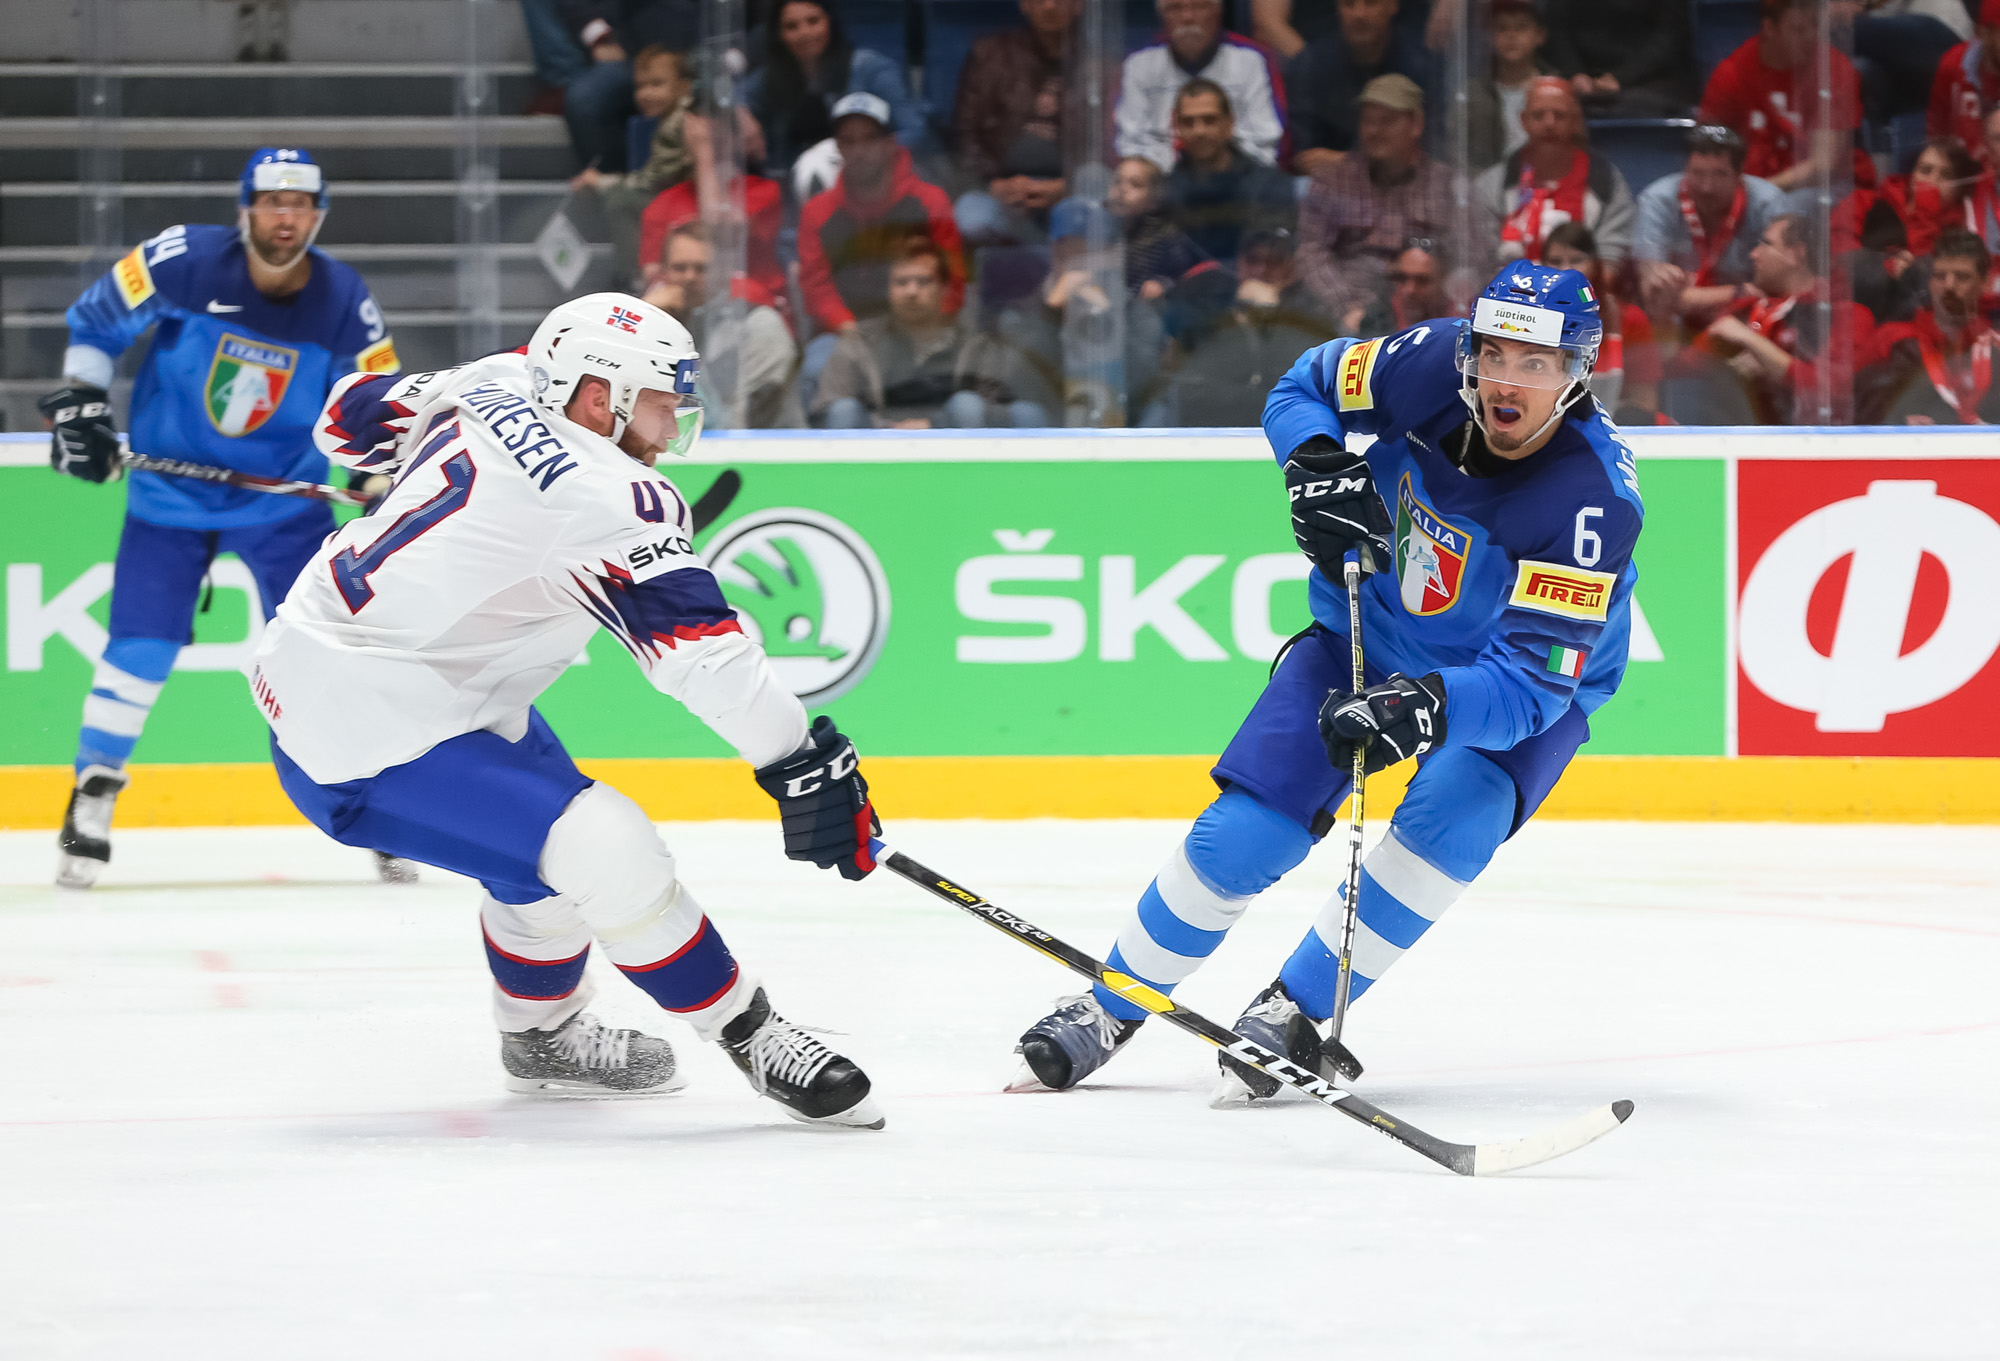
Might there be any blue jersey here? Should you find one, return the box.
[1263,318,1644,755]
[66,223,398,529]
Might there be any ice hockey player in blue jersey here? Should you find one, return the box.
[39,147,400,888]
[1014,263,1644,1102]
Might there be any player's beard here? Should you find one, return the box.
[248,222,309,270]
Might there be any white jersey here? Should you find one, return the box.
[250,353,807,784]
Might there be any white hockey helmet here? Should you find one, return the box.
[526,292,704,455]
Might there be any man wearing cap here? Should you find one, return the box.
[36,147,400,889]
[1928,1,2000,166]
[1297,74,1492,335]
[796,91,966,395]
[1633,124,1790,332]
[1286,0,1439,176]
[1115,0,1287,172]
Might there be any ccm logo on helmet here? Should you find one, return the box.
[783,746,858,798]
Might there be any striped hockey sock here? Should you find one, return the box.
[1279,826,1471,1016]
[75,642,177,774]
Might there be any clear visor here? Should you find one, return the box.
[663,402,704,458]
[1457,336,1593,391]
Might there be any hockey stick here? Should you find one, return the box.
[122,451,368,508]
[1321,549,1369,1083]
[689,468,742,536]
[871,839,1633,1176]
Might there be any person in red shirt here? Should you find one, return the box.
[1700,0,1874,194]
[1861,228,2000,423]
[1672,212,1875,423]
[637,107,788,325]
[1541,219,1660,424]
[1926,1,2000,165]
[1832,136,1982,261]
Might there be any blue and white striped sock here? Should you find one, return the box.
[75,641,177,774]
[1280,826,1472,1016]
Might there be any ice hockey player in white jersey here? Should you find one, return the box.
[249,293,885,1128]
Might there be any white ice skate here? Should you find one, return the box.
[56,764,129,889]
[501,1010,688,1098]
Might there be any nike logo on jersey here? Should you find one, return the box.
[206,300,244,313]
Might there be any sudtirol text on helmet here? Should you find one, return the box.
[237,147,328,252]
[1456,263,1603,446]
[527,293,705,456]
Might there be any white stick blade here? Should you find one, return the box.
[1470,1099,1634,1176]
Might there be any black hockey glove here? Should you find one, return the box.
[753,716,880,881]
[37,383,121,484]
[1319,672,1448,775]
[1284,436,1392,577]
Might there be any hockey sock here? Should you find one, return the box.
[75,638,178,774]
[481,892,597,1032]
[1094,788,1311,1022]
[1279,749,1513,1016]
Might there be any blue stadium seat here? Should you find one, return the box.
[843,0,911,72]
[919,0,1025,133]
[1693,0,1761,92]
[1590,118,1699,199]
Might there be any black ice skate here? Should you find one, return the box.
[719,987,883,1129]
[373,851,420,885]
[1211,981,1337,1108]
[1011,992,1145,1092]
[501,1010,687,1097]
[56,764,129,889]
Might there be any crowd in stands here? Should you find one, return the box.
[512,0,2000,428]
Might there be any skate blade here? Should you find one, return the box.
[786,1092,886,1130]
[55,853,104,890]
[505,1073,689,1099]
[1208,1065,1288,1110]
[1003,1060,1053,1093]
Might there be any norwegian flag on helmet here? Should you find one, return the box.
[607,306,644,333]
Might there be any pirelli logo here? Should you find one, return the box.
[355,337,401,374]
[1510,560,1616,621]
[1336,338,1380,411]
[113,247,156,310]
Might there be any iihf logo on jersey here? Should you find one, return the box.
[1393,473,1470,616]
[204,333,298,437]
[704,508,890,706]
[607,305,644,333]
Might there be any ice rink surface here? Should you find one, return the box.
[1,816,1995,1360]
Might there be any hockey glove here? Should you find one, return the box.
[38,384,121,484]
[754,716,880,881]
[1284,436,1392,577]
[1319,672,1448,775]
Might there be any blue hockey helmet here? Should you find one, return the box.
[1457,263,1603,436]
[238,147,327,256]
[238,147,326,208]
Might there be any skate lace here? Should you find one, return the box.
[554,1016,630,1071]
[1057,993,1125,1051]
[743,1016,834,1094]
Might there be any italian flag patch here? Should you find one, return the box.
[1547,645,1586,678]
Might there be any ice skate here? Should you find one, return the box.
[719,987,883,1129]
[501,1010,687,1097]
[56,764,128,889]
[1211,981,1329,1108]
[373,851,419,885]
[1011,992,1144,1092]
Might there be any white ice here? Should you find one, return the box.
[1,817,1995,1360]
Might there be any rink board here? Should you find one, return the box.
[3,427,1999,824]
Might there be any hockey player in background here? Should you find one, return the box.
[249,293,886,1127]
[1016,264,1643,1102]
[39,147,404,889]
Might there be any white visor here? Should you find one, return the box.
[251,162,322,196]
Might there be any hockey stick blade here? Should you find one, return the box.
[689,468,742,536]
[873,841,1633,1176]
[123,451,367,507]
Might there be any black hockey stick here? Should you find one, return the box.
[870,838,1633,1176]
[122,450,368,508]
[1321,548,1369,1083]
[689,468,742,536]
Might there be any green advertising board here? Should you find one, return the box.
[0,436,1725,767]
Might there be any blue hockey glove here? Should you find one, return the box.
[1284,436,1391,577]
[1319,672,1447,774]
[38,384,121,484]
[754,716,880,881]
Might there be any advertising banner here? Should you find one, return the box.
[1,444,1715,766]
[1737,459,2000,756]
